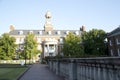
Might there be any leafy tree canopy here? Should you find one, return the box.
[63,32,84,57]
[0,33,16,60]
[82,29,106,56]
[24,33,38,59]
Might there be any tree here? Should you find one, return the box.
[63,32,84,57]
[0,33,16,60]
[24,33,38,59]
[82,29,106,56]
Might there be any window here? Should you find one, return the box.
[29,31,33,34]
[19,38,24,43]
[18,31,23,35]
[49,45,54,50]
[59,38,63,43]
[116,38,120,45]
[38,31,42,35]
[57,31,60,35]
[117,48,120,56]
[48,31,51,35]
[20,46,24,50]
[66,31,69,34]
[109,40,112,46]
[110,49,113,56]
[16,38,19,43]
[75,31,79,35]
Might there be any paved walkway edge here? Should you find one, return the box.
[17,65,33,80]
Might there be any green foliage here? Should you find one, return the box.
[24,33,38,59]
[0,33,16,60]
[82,29,106,56]
[63,32,84,57]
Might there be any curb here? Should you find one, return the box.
[17,64,33,80]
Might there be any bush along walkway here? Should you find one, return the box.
[19,64,64,80]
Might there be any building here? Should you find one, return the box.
[9,11,85,58]
[107,26,120,56]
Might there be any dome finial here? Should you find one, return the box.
[45,11,52,19]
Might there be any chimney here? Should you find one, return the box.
[80,25,86,31]
[9,24,14,32]
[82,25,85,31]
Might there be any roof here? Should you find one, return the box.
[107,26,120,37]
[9,29,82,37]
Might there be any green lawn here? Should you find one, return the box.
[0,64,28,80]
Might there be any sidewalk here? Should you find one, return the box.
[19,64,64,80]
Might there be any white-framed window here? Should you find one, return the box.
[21,38,24,43]
[75,31,79,35]
[18,31,23,35]
[60,38,63,42]
[116,38,120,45]
[117,48,120,56]
[19,38,24,43]
[29,31,33,34]
[110,49,113,56]
[57,31,60,35]
[48,31,51,35]
[109,40,112,46]
[38,31,42,35]
[66,31,69,35]
[16,38,20,43]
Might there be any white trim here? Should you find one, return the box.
[29,31,33,34]
[66,31,69,34]
[18,31,23,35]
[110,49,113,56]
[117,48,120,56]
[48,31,51,35]
[58,31,60,35]
[109,40,112,46]
[75,31,79,35]
[38,31,42,35]
[116,38,120,45]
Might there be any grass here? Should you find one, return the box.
[0,64,28,80]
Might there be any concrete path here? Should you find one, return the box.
[19,64,64,80]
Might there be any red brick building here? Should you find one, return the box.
[107,26,120,56]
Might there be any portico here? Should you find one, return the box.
[42,39,58,57]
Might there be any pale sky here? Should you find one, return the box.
[0,0,120,35]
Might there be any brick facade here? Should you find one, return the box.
[107,27,120,56]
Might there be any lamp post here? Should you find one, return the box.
[104,38,108,56]
[24,42,27,66]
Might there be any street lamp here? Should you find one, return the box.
[104,38,109,56]
[24,42,27,66]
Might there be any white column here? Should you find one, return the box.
[56,44,58,55]
[47,44,49,56]
[43,44,46,57]
[54,44,55,56]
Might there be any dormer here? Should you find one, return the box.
[29,31,33,34]
[18,30,23,35]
